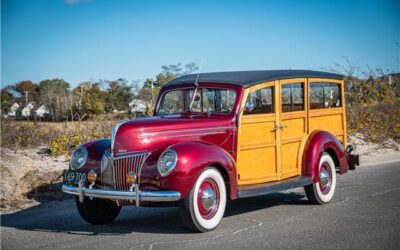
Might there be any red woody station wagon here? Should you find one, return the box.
[63,70,359,232]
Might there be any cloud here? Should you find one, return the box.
[65,0,92,5]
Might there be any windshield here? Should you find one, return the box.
[158,88,237,115]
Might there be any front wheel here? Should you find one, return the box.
[75,197,121,225]
[179,167,227,232]
[305,153,337,204]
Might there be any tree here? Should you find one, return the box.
[104,78,133,113]
[155,62,199,87]
[1,91,13,114]
[39,79,71,121]
[138,62,199,105]
[73,82,106,116]
[14,80,39,103]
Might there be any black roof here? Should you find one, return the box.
[165,70,343,88]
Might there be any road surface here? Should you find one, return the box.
[2,161,400,250]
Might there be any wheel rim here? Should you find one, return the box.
[197,178,219,219]
[319,163,332,195]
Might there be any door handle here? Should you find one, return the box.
[271,125,288,132]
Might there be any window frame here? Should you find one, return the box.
[157,87,238,115]
[243,86,275,115]
[309,82,342,110]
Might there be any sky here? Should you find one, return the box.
[1,0,399,88]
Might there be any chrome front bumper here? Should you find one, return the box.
[62,183,181,205]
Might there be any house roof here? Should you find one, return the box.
[165,70,343,88]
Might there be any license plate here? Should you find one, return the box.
[63,170,87,186]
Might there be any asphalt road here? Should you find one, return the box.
[2,162,400,250]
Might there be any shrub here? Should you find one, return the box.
[0,120,59,149]
[345,74,400,142]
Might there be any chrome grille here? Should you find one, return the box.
[101,151,150,190]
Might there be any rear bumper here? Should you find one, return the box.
[62,183,181,205]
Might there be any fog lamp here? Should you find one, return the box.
[127,172,137,185]
[87,170,97,184]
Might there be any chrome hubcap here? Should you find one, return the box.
[197,178,220,219]
[320,169,330,187]
[319,164,332,195]
[201,187,216,210]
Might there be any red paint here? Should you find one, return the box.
[81,139,110,172]
[77,83,243,202]
[114,116,236,156]
[140,141,238,200]
[302,130,349,183]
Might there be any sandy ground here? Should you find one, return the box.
[348,133,400,165]
[0,147,68,212]
[0,134,399,213]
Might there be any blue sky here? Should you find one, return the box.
[1,0,399,88]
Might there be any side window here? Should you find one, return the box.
[281,83,304,112]
[310,82,341,109]
[244,86,274,115]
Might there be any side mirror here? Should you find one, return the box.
[244,101,255,113]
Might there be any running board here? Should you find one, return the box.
[238,176,312,198]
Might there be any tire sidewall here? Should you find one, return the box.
[315,153,337,203]
[191,168,226,231]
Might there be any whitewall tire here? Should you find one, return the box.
[305,153,337,204]
[179,167,227,232]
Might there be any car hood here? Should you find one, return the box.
[113,115,234,155]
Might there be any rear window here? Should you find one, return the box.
[310,83,341,109]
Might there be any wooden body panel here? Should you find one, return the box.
[236,81,278,185]
[236,77,346,186]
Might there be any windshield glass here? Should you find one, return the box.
[158,88,237,115]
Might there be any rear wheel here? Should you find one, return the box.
[305,153,337,204]
[75,197,121,225]
[179,167,227,232]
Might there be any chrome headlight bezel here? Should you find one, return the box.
[157,149,178,177]
[70,146,88,170]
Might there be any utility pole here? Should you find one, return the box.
[24,91,29,120]
[151,80,154,108]
[24,91,29,105]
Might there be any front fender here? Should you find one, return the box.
[159,141,238,200]
[80,138,111,171]
[302,130,348,183]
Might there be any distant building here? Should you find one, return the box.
[16,102,34,117]
[378,73,400,85]
[129,99,147,114]
[32,104,50,118]
[6,103,20,117]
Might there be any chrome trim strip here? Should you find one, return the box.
[111,119,129,157]
[113,151,150,160]
[164,131,226,138]
[139,126,235,138]
[62,184,181,202]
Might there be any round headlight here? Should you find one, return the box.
[157,149,178,177]
[70,146,88,170]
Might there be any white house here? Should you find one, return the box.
[16,102,34,117]
[129,99,147,114]
[6,103,20,117]
[32,104,50,118]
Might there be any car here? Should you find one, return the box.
[62,70,359,232]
